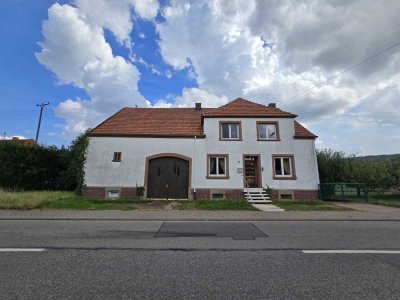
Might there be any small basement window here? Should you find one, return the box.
[212,193,224,199]
[107,189,120,199]
[280,194,293,200]
[113,152,122,162]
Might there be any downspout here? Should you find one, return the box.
[193,135,197,200]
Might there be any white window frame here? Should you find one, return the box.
[257,122,279,141]
[207,154,229,178]
[273,155,296,179]
[220,122,241,140]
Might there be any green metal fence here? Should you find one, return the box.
[319,183,368,202]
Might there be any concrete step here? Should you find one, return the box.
[248,200,273,204]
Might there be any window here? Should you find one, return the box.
[257,122,279,140]
[113,152,122,162]
[107,189,120,199]
[220,122,241,140]
[272,155,296,179]
[207,154,229,178]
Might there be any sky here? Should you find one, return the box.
[0,0,399,155]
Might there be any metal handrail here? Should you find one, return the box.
[243,176,250,191]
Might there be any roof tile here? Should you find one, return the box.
[202,98,296,118]
[89,108,212,138]
[294,121,318,139]
[89,99,317,139]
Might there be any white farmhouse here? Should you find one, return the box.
[84,98,319,201]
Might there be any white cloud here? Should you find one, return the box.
[148,88,228,109]
[165,70,172,79]
[175,87,228,108]
[139,32,146,39]
[2,135,27,141]
[36,2,156,136]
[156,0,400,154]
[74,0,159,45]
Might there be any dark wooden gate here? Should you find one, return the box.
[147,156,189,199]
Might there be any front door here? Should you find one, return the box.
[243,155,261,188]
[147,156,189,199]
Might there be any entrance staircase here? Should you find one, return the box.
[243,188,272,204]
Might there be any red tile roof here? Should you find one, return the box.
[89,98,317,139]
[294,121,318,139]
[0,138,36,146]
[202,98,297,118]
[89,108,212,138]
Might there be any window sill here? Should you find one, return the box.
[219,139,242,141]
[206,175,230,179]
[257,139,281,142]
[273,176,297,180]
[112,160,121,162]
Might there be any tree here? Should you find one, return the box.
[65,129,90,195]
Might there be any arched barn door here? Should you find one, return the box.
[147,156,189,199]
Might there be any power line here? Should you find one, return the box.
[285,40,400,102]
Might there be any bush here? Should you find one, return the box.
[0,130,89,192]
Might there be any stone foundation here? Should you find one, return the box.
[120,188,138,198]
[83,187,106,199]
[84,186,319,201]
[192,189,243,200]
[272,189,319,201]
[83,187,138,199]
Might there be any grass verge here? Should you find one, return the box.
[367,194,400,207]
[0,190,149,210]
[273,200,352,211]
[176,199,258,211]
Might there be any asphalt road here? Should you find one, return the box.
[1,220,400,299]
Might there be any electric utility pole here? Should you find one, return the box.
[2,132,6,140]
[35,102,49,143]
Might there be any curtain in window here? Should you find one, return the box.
[259,124,267,139]
[283,158,291,175]
[230,124,238,139]
[222,124,230,139]
[210,157,217,175]
[218,157,225,175]
[275,158,282,175]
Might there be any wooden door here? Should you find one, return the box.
[244,156,261,188]
[147,157,189,199]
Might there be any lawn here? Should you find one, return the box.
[0,190,149,210]
[176,199,258,211]
[272,200,352,211]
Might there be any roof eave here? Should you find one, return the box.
[293,135,318,139]
[202,114,297,118]
[88,133,206,139]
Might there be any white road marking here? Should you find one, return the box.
[0,248,45,252]
[303,250,400,254]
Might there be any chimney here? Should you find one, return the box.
[268,103,276,108]
[195,102,202,111]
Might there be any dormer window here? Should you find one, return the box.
[257,122,279,141]
[220,122,242,140]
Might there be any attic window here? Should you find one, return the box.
[258,122,279,141]
[220,122,242,140]
[113,152,122,162]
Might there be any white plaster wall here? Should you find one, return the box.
[85,117,319,190]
